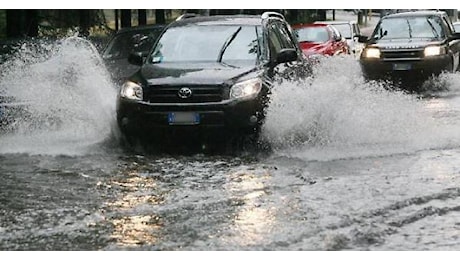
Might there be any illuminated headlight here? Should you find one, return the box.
[120,81,143,101]
[230,78,262,100]
[362,48,381,58]
[424,46,445,57]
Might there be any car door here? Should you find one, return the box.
[442,15,460,70]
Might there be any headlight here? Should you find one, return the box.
[120,81,143,101]
[230,78,262,100]
[362,48,381,58]
[424,46,445,57]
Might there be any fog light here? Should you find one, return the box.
[363,48,380,59]
[249,115,258,124]
[121,117,129,126]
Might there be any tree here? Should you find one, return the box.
[121,9,131,28]
[25,10,39,37]
[79,9,90,37]
[6,10,22,38]
[155,10,165,24]
[138,10,147,25]
[316,9,327,21]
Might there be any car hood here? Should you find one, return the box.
[138,61,259,86]
[298,41,329,56]
[369,38,443,49]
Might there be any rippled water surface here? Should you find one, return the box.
[1,40,460,250]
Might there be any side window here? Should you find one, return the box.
[268,22,284,55]
[267,20,299,61]
[442,16,454,35]
[277,22,298,50]
[331,26,341,39]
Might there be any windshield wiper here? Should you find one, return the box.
[217,26,242,62]
[406,19,412,38]
[426,18,440,39]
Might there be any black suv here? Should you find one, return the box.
[116,12,308,151]
[359,10,460,90]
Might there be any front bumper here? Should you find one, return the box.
[360,54,452,83]
[116,96,265,137]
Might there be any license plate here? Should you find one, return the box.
[393,63,412,71]
[168,112,200,125]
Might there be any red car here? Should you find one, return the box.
[291,23,350,57]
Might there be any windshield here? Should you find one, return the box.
[103,28,163,59]
[294,27,329,43]
[149,25,261,64]
[454,23,460,32]
[330,23,352,38]
[372,16,446,40]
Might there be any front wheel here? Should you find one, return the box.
[222,126,271,155]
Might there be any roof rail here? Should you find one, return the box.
[261,12,285,20]
[175,13,199,21]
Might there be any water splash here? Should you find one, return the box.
[0,37,118,155]
[262,55,460,161]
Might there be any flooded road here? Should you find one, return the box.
[1,39,460,250]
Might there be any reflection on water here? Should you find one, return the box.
[225,167,275,246]
[105,168,164,247]
[110,215,161,246]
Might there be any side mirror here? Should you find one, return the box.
[275,48,298,64]
[357,35,368,43]
[127,52,144,66]
[450,32,460,40]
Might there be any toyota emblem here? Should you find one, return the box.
[178,87,192,99]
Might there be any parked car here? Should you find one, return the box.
[314,20,364,58]
[291,23,349,58]
[116,12,309,152]
[359,10,460,91]
[102,24,165,85]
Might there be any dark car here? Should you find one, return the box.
[102,24,165,84]
[359,10,460,91]
[116,12,309,152]
[291,23,349,57]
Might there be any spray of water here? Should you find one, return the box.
[262,55,460,161]
[0,37,118,155]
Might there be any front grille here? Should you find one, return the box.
[381,49,424,61]
[145,85,225,103]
